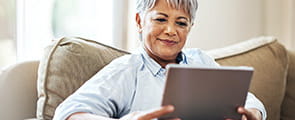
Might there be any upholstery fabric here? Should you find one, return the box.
[0,61,39,120]
[208,37,289,120]
[281,50,295,120]
[37,37,129,119]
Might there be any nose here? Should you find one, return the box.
[164,23,176,37]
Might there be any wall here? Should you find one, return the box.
[126,0,140,52]
[0,0,16,68]
[186,0,264,50]
[264,0,295,50]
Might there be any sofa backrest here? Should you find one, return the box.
[37,36,294,120]
[208,37,289,120]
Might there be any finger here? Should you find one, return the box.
[139,105,175,120]
[168,118,181,120]
[242,115,247,120]
[225,118,243,120]
[238,107,250,115]
[237,107,256,120]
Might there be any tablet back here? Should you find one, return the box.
[160,64,253,120]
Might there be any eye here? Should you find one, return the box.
[155,18,167,22]
[176,21,188,27]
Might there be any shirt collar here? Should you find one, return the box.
[139,47,188,76]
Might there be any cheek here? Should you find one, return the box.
[144,25,163,40]
[178,29,189,41]
[149,24,163,36]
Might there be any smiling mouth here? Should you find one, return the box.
[157,38,178,45]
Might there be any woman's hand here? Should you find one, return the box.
[237,107,262,120]
[120,105,179,120]
[67,105,177,120]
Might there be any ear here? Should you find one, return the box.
[136,13,143,33]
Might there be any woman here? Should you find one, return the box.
[53,0,266,120]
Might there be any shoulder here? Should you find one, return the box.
[83,53,143,89]
[98,53,143,76]
[183,48,220,66]
[108,53,143,67]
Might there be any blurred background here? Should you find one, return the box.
[0,0,294,68]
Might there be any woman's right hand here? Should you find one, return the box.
[120,105,179,120]
[67,105,178,120]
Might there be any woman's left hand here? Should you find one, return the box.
[237,107,262,120]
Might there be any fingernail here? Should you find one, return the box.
[167,105,174,111]
[238,107,243,112]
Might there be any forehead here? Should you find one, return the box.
[150,0,190,18]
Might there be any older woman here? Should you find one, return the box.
[53,0,266,120]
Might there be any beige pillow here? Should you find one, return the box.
[281,50,295,120]
[37,37,129,119]
[208,37,288,120]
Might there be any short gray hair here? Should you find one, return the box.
[136,0,198,23]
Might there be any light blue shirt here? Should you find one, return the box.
[53,48,266,120]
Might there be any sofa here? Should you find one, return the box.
[0,36,294,120]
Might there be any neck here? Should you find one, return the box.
[143,47,178,68]
[153,56,177,68]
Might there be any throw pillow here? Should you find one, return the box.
[208,37,288,120]
[37,37,129,119]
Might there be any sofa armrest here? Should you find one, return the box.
[0,61,39,120]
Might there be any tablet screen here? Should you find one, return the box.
[160,64,253,120]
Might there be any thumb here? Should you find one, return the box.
[139,105,175,120]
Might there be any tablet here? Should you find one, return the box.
[160,64,253,120]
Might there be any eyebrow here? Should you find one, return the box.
[156,12,169,17]
[177,16,189,21]
[156,12,189,21]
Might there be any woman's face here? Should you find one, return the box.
[137,0,192,64]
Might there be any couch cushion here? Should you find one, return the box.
[281,50,295,120]
[37,37,129,119]
[208,37,289,120]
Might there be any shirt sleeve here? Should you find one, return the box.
[53,57,136,120]
[245,92,267,120]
